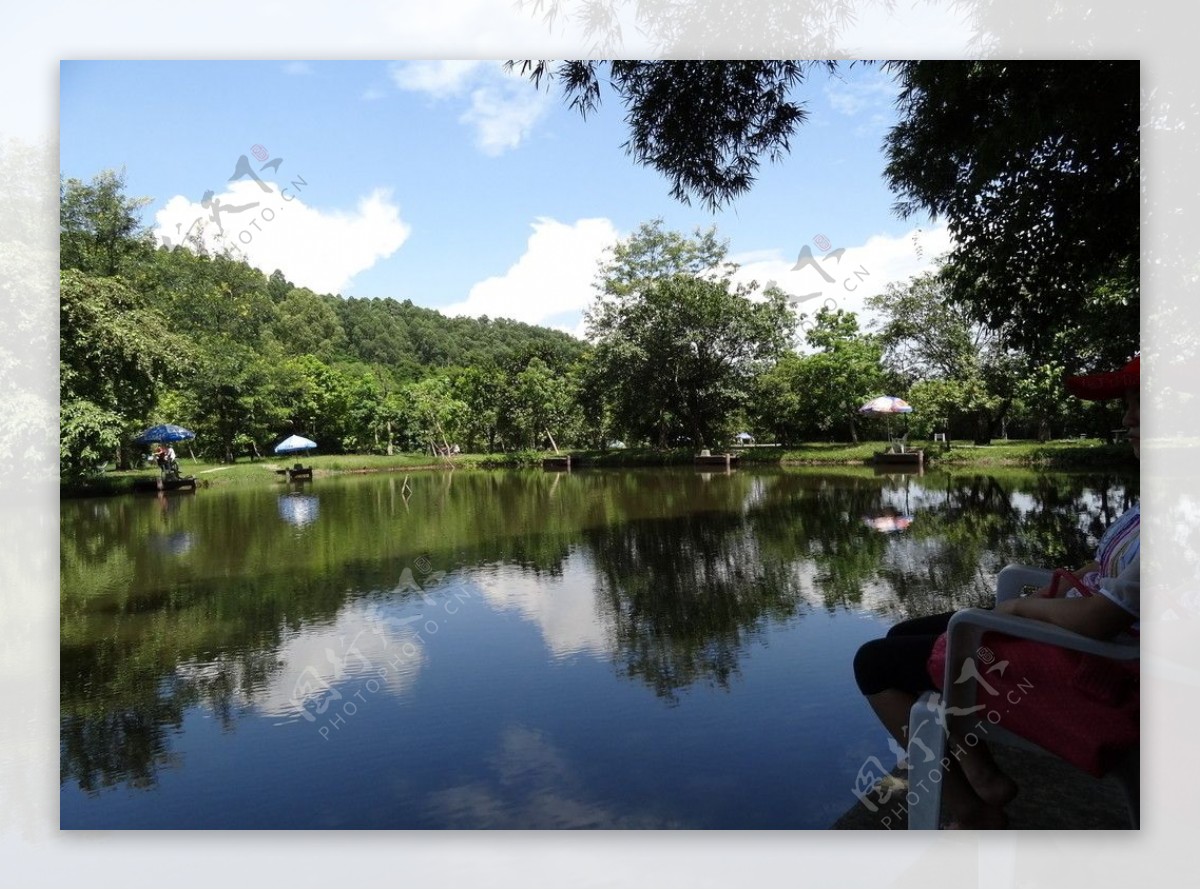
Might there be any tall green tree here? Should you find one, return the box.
[868,269,1017,443]
[794,308,885,443]
[451,365,506,453]
[60,169,154,278]
[177,340,289,462]
[403,376,468,455]
[882,61,1139,360]
[867,271,1002,384]
[59,270,189,474]
[509,357,577,450]
[588,221,795,449]
[748,352,810,446]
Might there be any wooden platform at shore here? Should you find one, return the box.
[872,449,923,468]
[542,455,572,470]
[275,465,314,481]
[131,476,198,493]
[694,453,739,468]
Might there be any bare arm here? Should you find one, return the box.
[1031,561,1099,598]
[995,593,1135,640]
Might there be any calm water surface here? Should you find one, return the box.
[60,466,1135,828]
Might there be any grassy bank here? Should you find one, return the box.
[778,438,1134,468]
[61,438,1134,498]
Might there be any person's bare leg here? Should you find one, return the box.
[867,690,1008,828]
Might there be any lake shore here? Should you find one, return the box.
[61,439,1136,499]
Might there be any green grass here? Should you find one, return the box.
[62,451,472,497]
[931,438,1134,467]
[61,438,1135,498]
[774,438,1134,468]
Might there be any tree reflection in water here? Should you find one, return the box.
[60,467,1137,796]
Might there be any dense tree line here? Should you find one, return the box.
[60,168,1129,480]
[59,170,588,474]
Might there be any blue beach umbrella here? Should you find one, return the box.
[274,434,317,455]
[133,423,196,445]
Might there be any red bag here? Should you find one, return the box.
[925,574,1139,777]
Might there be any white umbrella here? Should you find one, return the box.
[858,396,913,440]
[275,434,317,455]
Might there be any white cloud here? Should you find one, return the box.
[389,60,484,98]
[153,179,411,295]
[389,59,551,155]
[450,220,951,338]
[825,73,895,117]
[444,217,619,329]
[821,68,903,138]
[461,83,549,156]
[730,222,955,333]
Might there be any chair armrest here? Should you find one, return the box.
[947,608,1139,660]
[995,565,1054,604]
[940,607,1138,723]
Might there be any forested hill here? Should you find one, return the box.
[60,169,587,470]
[325,291,582,379]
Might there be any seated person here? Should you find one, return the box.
[160,444,179,478]
[852,356,1140,828]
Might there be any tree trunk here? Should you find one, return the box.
[973,411,991,446]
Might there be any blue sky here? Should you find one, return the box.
[60,60,948,338]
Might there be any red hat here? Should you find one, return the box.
[1064,356,1139,401]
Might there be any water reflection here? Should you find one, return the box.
[278,492,320,528]
[424,724,672,829]
[862,509,911,534]
[60,466,1137,823]
[148,530,195,555]
[474,560,608,659]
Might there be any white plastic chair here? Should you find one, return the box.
[906,565,1140,829]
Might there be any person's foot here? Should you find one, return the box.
[962,763,1018,807]
[951,740,1019,806]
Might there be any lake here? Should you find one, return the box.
[60,465,1136,829]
